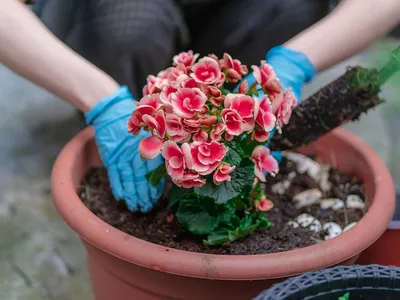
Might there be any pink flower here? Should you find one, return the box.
[213,164,235,185]
[225,132,234,141]
[252,61,276,87]
[176,75,199,89]
[182,118,201,133]
[173,171,205,188]
[210,123,226,141]
[138,135,163,159]
[199,115,217,126]
[191,57,222,85]
[173,50,200,69]
[254,95,276,132]
[142,75,158,96]
[251,146,279,182]
[221,109,243,136]
[171,88,207,118]
[165,64,187,83]
[165,114,191,142]
[256,199,274,211]
[159,85,177,114]
[137,93,162,110]
[224,94,255,131]
[162,141,192,180]
[219,53,248,83]
[190,141,228,175]
[271,90,297,130]
[238,80,248,94]
[264,77,283,94]
[127,94,162,135]
[142,110,166,139]
[210,95,225,107]
[252,128,270,143]
[193,131,208,142]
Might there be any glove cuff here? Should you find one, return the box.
[85,86,133,125]
[266,46,316,83]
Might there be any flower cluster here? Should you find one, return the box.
[128,51,296,190]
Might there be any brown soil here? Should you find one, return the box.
[79,157,366,255]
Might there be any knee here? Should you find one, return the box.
[93,0,187,52]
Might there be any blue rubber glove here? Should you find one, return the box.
[85,86,164,212]
[238,46,316,165]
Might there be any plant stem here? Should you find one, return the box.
[377,46,400,86]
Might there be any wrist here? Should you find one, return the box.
[85,86,135,125]
[266,46,316,83]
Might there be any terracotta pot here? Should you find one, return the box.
[51,127,395,300]
[357,187,400,266]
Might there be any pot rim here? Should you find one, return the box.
[51,127,395,280]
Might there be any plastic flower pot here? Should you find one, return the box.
[254,264,400,300]
[51,127,395,300]
[357,185,400,266]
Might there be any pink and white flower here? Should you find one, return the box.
[252,128,270,143]
[256,199,274,211]
[198,115,217,126]
[224,93,255,131]
[213,164,235,185]
[165,114,191,143]
[176,75,199,89]
[252,61,276,87]
[251,146,279,182]
[210,123,226,141]
[238,80,249,94]
[173,50,200,69]
[254,95,276,132]
[142,110,166,139]
[127,94,162,134]
[142,75,158,96]
[138,135,163,160]
[271,89,297,130]
[161,141,193,180]
[190,141,228,175]
[165,64,187,83]
[170,88,207,118]
[173,171,205,188]
[159,85,177,113]
[221,109,243,136]
[219,53,248,83]
[193,131,208,142]
[191,57,222,85]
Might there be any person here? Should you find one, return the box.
[1,0,399,212]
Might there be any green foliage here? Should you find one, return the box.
[194,158,255,204]
[240,138,264,157]
[204,211,271,246]
[145,164,166,187]
[176,194,235,235]
[224,140,244,166]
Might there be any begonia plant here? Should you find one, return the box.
[127,51,297,245]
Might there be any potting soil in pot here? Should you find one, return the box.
[79,152,367,255]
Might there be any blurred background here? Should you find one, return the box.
[0,2,399,300]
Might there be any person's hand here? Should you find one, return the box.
[237,46,316,164]
[244,45,316,102]
[85,86,164,212]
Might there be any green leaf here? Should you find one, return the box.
[176,195,224,235]
[167,185,193,208]
[240,138,264,157]
[338,292,350,300]
[224,141,244,166]
[194,158,255,204]
[203,211,271,246]
[145,164,166,187]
